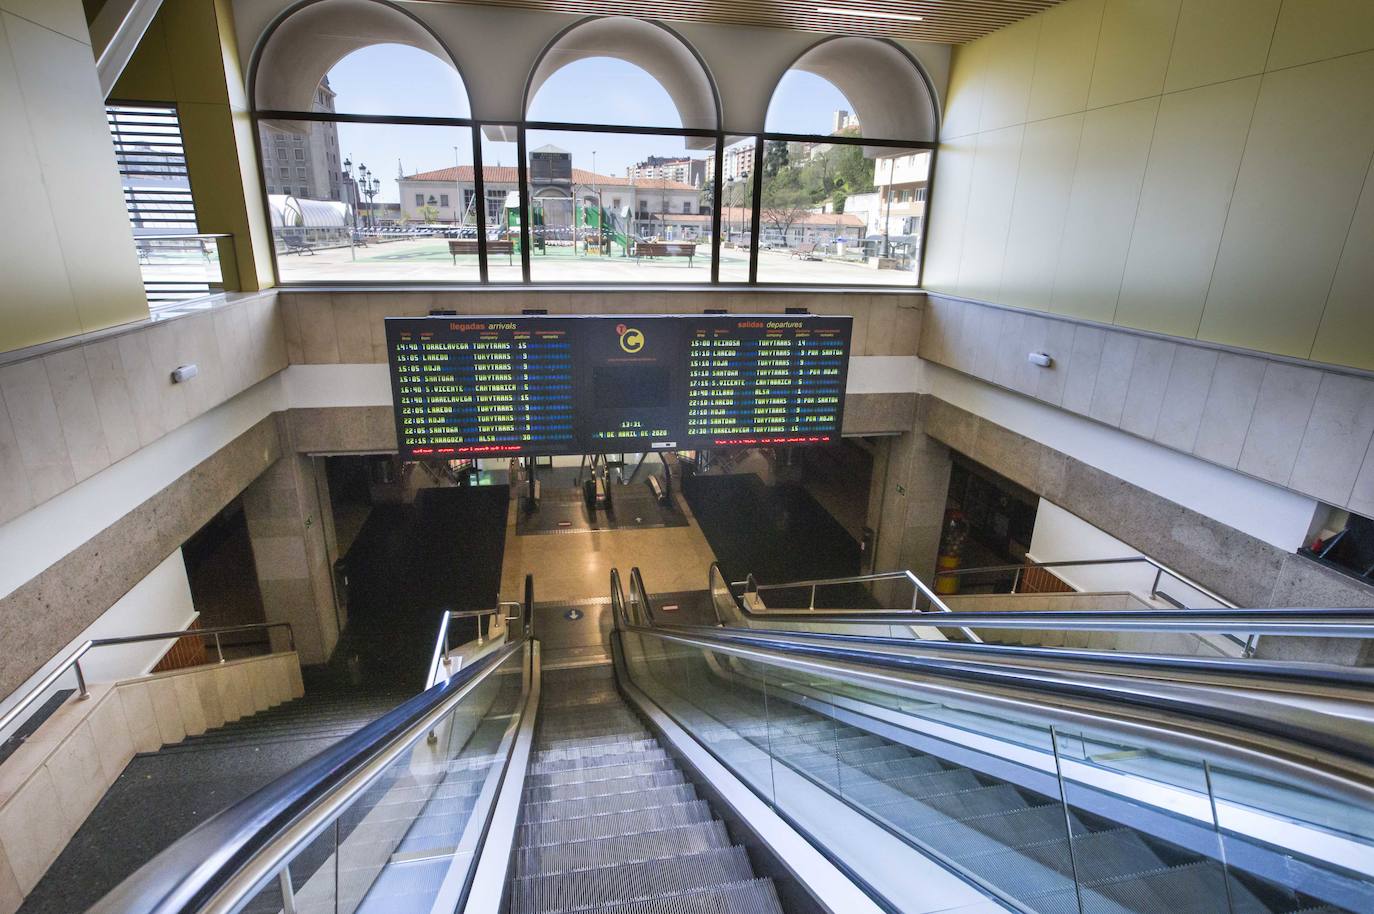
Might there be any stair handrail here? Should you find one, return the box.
[932,555,1238,609]
[721,567,981,643]
[0,621,295,737]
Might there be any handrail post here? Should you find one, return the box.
[809,584,816,612]
[213,632,225,664]
[278,865,297,914]
[74,659,90,700]
[1152,566,1163,601]
[1012,566,1022,594]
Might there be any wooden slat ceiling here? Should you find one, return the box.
[419,0,1062,44]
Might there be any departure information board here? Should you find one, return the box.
[385,314,852,458]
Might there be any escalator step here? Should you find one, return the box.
[1086,861,1254,914]
[577,879,784,914]
[521,782,699,823]
[524,769,687,804]
[516,821,734,877]
[872,785,1039,831]
[519,799,716,847]
[527,757,678,787]
[916,804,1074,858]
[511,846,754,913]
[843,767,984,804]
[351,857,451,914]
[534,737,660,765]
[531,747,671,775]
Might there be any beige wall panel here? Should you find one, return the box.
[0,17,83,353]
[1086,0,1181,109]
[1027,0,1105,121]
[1050,98,1158,322]
[1267,0,1374,71]
[1164,0,1280,93]
[1310,156,1374,370]
[1115,78,1258,337]
[977,18,1040,133]
[940,41,987,140]
[0,0,88,44]
[999,113,1084,310]
[162,0,233,106]
[4,14,148,337]
[921,136,977,291]
[110,17,174,100]
[1200,52,1374,359]
[955,125,1024,301]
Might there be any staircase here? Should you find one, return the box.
[16,685,410,914]
[510,665,784,914]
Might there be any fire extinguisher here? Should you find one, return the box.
[936,509,968,595]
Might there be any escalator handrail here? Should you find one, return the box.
[89,638,527,914]
[672,620,1374,690]
[629,566,654,626]
[620,621,1374,809]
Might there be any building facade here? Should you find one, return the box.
[258,78,343,200]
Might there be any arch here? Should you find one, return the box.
[523,17,719,148]
[250,0,470,116]
[765,37,939,143]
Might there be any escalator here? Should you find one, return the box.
[511,664,782,913]
[87,569,1374,914]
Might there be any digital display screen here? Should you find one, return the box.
[385,314,852,458]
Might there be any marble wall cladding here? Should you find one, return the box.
[921,295,1374,514]
[0,292,286,525]
[242,454,339,665]
[276,290,922,365]
[0,416,282,701]
[922,396,1374,610]
[0,653,303,907]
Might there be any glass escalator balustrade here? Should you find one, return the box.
[618,629,1374,914]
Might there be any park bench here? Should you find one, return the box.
[282,236,314,255]
[634,241,696,267]
[789,241,818,260]
[450,238,515,265]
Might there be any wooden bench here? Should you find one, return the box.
[282,236,314,256]
[789,241,818,260]
[634,241,696,267]
[449,238,515,265]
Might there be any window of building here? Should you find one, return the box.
[294,148,304,160]
[106,103,215,304]
[440,194,449,207]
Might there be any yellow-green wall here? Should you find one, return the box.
[0,0,148,353]
[924,0,1374,371]
[114,0,274,292]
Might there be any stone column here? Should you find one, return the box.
[868,410,953,586]
[242,453,340,664]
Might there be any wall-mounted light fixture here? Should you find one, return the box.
[1027,352,1054,368]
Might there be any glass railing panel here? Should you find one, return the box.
[246,646,527,914]
[241,822,338,914]
[1205,764,1373,913]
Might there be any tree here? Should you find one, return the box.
[419,204,439,223]
[763,140,790,178]
[760,167,810,245]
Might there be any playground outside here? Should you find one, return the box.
[272,237,918,285]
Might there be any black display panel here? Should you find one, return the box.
[385,314,852,458]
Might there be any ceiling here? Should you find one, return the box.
[416,0,1063,44]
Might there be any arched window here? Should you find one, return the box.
[251,0,485,282]
[521,17,720,283]
[758,38,938,286]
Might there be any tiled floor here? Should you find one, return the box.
[499,491,719,605]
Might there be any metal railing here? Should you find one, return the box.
[725,566,982,643]
[0,621,294,737]
[934,556,1238,609]
[427,594,531,688]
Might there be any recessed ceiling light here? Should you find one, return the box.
[815,7,925,22]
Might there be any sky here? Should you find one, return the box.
[321,44,855,204]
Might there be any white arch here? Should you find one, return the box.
[767,37,938,144]
[251,0,468,116]
[524,17,718,150]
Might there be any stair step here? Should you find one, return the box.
[511,846,754,914]
[526,756,678,788]
[582,878,783,914]
[533,738,659,765]
[516,821,733,878]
